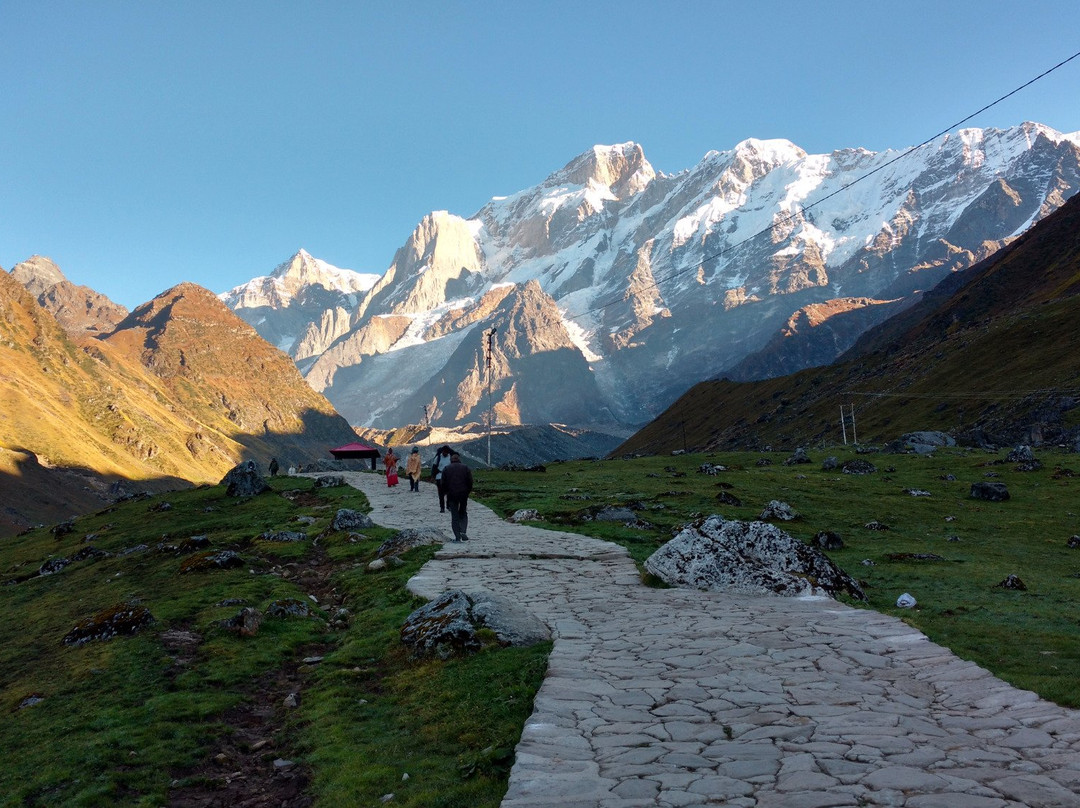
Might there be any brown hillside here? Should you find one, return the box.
[615,194,1080,456]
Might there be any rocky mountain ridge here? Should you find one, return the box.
[224,123,1080,430]
[0,266,359,536]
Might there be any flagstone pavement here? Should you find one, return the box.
[337,471,1080,807]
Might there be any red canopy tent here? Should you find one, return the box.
[329,442,381,470]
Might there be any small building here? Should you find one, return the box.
[329,442,381,470]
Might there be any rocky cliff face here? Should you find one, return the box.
[0,268,359,535]
[11,255,128,337]
[224,124,1080,429]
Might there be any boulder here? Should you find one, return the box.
[784,448,811,465]
[821,456,838,470]
[971,482,1010,502]
[220,463,271,497]
[376,526,450,558]
[508,509,542,523]
[266,598,316,618]
[591,506,636,522]
[258,530,307,543]
[401,590,550,659]
[996,574,1027,591]
[715,491,742,507]
[760,500,799,521]
[314,475,347,488]
[39,557,71,576]
[1007,445,1035,463]
[1067,535,1080,549]
[814,531,844,550]
[841,459,876,475]
[63,602,155,646]
[332,508,375,531]
[644,515,865,600]
[179,550,244,574]
[221,607,262,637]
[901,431,955,454]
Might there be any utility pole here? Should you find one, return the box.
[840,406,847,445]
[486,326,497,467]
[850,403,857,445]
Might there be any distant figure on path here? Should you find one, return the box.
[268,458,279,477]
[384,448,399,487]
[431,445,452,512]
[405,447,422,492]
[441,452,473,542]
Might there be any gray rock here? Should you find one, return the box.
[401,589,550,659]
[996,574,1027,590]
[220,607,262,637]
[760,500,799,521]
[592,506,636,522]
[508,509,542,523]
[377,526,450,557]
[784,447,811,465]
[821,456,839,470]
[258,530,307,543]
[39,557,71,576]
[971,481,1010,502]
[842,458,877,475]
[266,599,315,618]
[1067,535,1080,549]
[901,431,955,454]
[314,475,347,488]
[220,463,271,497]
[814,531,844,550]
[1007,445,1035,463]
[63,602,155,646]
[333,509,374,531]
[644,515,865,600]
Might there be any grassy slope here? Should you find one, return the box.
[473,448,1080,708]
[0,476,545,807]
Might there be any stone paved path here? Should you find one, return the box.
[339,471,1080,807]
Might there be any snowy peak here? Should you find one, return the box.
[554,142,656,199]
[221,250,380,310]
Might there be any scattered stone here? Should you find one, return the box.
[1052,467,1076,479]
[63,602,155,646]
[332,509,375,531]
[70,546,111,562]
[997,574,1027,591]
[901,431,955,454]
[814,531,844,550]
[220,463,271,497]
[274,758,296,770]
[302,655,324,665]
[591,506,636,522]
[218,598,246,607]
[39,557,71,576]
[755,458,772,466]
[220,607,262,637]
[1007,445,1035,463]
[904,489,932,497]
[1015,460,1044,472]
[759,500,799,521]
[258,530,307,543]
[51,520,76,537]
[118,544,149,556]
[149,501,173,512]
[18,694,44,709]
[508,509,541,523]
[841,458,876,475]
[864,520,890,531]
[698,463,727,474]
[945,515,956,522]
[896,593,917,608]
[947,535,961,542]
[266,599,315,618]
[971,481,1010,502]
[156,535,211,555]
[715,491,742,507]
[821,456,838,470]
[644,515,865,600]
[314,475,347,488]
[250,740,270,752]
[179,550,244,574]
[861,559,875,566]
[401,589,551,659]
[367,558,388,572]
[784,447,811,465]
[376,526,449,557]
[1067,535,1080,549]
[939,474,957,481]
[294,515,317,525]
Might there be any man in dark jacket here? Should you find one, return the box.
[440,452,473,542]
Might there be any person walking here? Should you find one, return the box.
[405,447,422,492]
[440,452,473,542]
[431,445,452,512]
[383,448,399,487]
[268,458,279,477]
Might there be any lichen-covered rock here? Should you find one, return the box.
[590,506,636,523]
[376,527,449,558]
[508,509,541,523]
[784,448,811,465]
[842,459,876,475]
[971,481,1010,502]
[715,491,742,507]
[760,500,799,521]
[644,515,865,600]
[156,535,211,555]
[221,607,262,636]
[220,463,270,497]
[178,550,244,574]
[821,456,839,470]
[996,574,1027,590]
[258,530,307,543]
[401,590,550,659]
[332,509,374,531]
[39,557,71,576]
[1007,445,1035,463]
[63,602,155,646]
[266,598,315,618]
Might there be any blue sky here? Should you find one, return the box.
[3,1,1079,309]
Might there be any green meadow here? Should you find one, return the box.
[1,445,1077,806]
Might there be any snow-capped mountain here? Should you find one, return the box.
[225,123,1080,429]
[221,249,380,356]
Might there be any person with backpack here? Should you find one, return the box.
[431,445,452,512]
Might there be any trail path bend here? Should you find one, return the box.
[339,471,1080,808]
